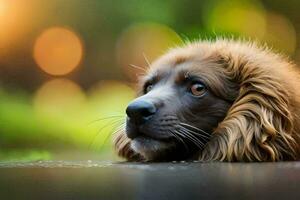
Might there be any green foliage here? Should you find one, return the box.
[0,150,51,162]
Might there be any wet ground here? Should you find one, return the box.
[0,161,299,200]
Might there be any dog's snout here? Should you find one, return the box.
[126,100,156,124]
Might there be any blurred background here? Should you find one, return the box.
[0,0,299,161]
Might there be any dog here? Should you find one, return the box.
[114,39,300,162]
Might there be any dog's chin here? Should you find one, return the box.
[130,136,175,161]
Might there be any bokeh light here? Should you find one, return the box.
[116,23,182,80]
[263,12,297,54]
[33,78,86,118]
[33,27,83,76]
[205,0,266,39]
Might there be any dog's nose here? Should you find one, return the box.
[126,100,156,124]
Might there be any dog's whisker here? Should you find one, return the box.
[97,119,124,134]
[172,130,200,148]
[179,125,211,141]
[184,132,205,148]
[180,122,211,137]
[177,127,207,146]
[177,123,209,139]
[112,123,126,135]
[89,119,124,149]
[169,130,189,153]
[176,129,204,149]
[180,122,211,136]
[88,115,125,125]
[173,130,193,145]
[142,52,151,68]
[101,121,126,147]
[129,64,147,73]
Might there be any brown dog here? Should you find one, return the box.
[114,39,300,162]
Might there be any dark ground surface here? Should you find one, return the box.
[0,161,299,200]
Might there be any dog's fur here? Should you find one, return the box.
[114,39,300,162]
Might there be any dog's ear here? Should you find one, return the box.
[113,130,144,161]
[200,54,298,161]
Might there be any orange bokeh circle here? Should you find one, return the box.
[33,27,83,76]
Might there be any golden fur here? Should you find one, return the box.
[114,39,300,162]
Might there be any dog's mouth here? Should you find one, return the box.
[130,135,176,161]
[125,118,212,161]
[125,122,177,160]
[129,129,174,149]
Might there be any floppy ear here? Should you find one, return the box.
[200,55,299,161]
[113,130,143,161]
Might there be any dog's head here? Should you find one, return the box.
[114,39,299,162]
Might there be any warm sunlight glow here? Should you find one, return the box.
[33,27,83,76]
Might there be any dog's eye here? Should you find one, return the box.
[190,83,206,97]
[145,84,153,93]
